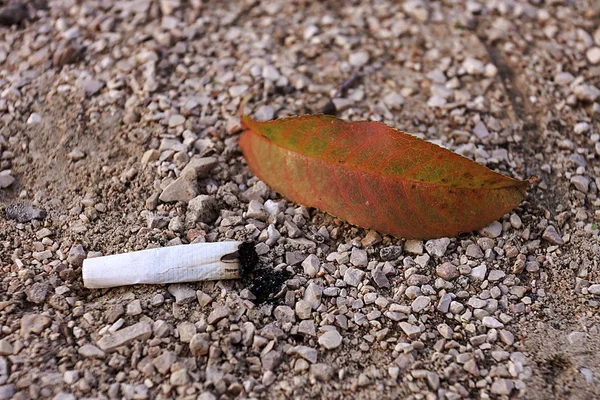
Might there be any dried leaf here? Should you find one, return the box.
[239,114,530,239]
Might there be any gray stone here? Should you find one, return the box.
[350,247,368,267]
[141,149,159,163]
[261,324,286,339]
[153,351,176,374]
[463,58,485,75]
[302,254,319,277]
[186,195,217,224]
[411,296,431,313]
[332,98,353,111]
[106,304,125,324]
[67,244,87,266]
[309,363,333,381]
[383,92,404,109]
[588,284,600,295]
[499,329,515,345]
[587,47,600,64]
[349,51,369,67]
[97,322,152,352]
[567,331,587,347]
[189,333,210,356]
[574,84,600,102]
[159,176,198,203]
[196,290,213,306]
[470,264,487,281]
[0,383,16,400]
[177,322,196,343]
[406,274,429,286]
[298,320,316,336]
[20,314,51,336]
[295,299,312,320]
[571,175,590,193]
[261,351,282,371]
[372,266,390,288]
[77,344,105,358]
[170,369,189,386]
[555,72,574,85]
[168,284,197,304]
[344,267,365,287]
[265,224,281,246]
[254,105,275,121]
[464,359,479,376]
[285,251,305,265]
[400,322,421,339]
[437,324,453,339]
[0,341,12,356]
[491,378,514,395]
[468,298,487,308]
[168,114,185,127]
[289,345,318,363]
[63,370,79,385]
[437,293,452,313]
[304,282,323,309]
[207,306,231,324]
[466,244,484,258]
[81,79,104,95]
[380,245,402,261]
[151,294,165,306]
[229,84,249,97]
[153,320,172,338]
[26,282,50,304]
[425,238,450,257]
[126,299,142,315]
[318,330,342,349]
[479,221,502,238]
[241,181,270,202]
[181,157,218,180]
[488,270,505,281]
[5,203,47,223]
[147,214,169,229]
[68,149,86,161]
[404,240,423,255]
[581,367,594,384]
[574,122,590,134]
[542,225,564,245]
[262,65,280,81]
[436,262,459,280]
[415,254,429,267]
[510,214,522,229]
[246,200,267,220]
[274,305,295,324]
[482,316,504,329]
[0,385,14,400]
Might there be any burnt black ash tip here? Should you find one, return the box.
[238,241,292,304]
[238,241,259,279]
[248,269,293,304]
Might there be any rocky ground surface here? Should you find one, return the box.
[0,0,599,399]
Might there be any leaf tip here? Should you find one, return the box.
[240,114,254,129]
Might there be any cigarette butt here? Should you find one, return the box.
[83,241,244,289]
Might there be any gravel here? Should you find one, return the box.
[318,330,343,350]
[96,322,152,352]
[0,1,598,399]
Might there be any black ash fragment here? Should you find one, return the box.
[238,241,293,304]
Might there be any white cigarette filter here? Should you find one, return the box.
[83,241,245,289]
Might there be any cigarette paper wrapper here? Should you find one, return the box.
[83,241,242,288]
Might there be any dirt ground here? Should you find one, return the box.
[0,0,599,399]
